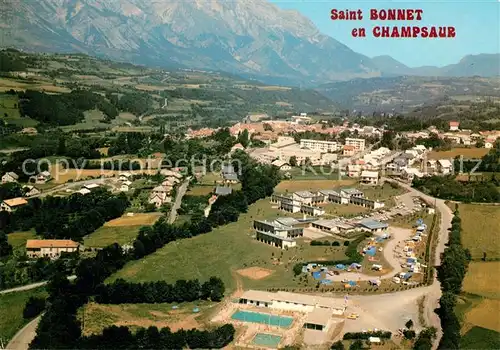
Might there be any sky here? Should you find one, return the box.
[269,0,500,67]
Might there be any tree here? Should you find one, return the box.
[349,339,364,350]
[405,319,414,329]
[23,296,46,319]
[413,327,436,350]
[475,139,485,148]
[331,340,345,350]
[237,129,250,148]
[0,231,12,257]
[289,156,297,167]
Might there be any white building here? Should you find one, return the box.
[437,159,453,175]
[271,159,292,171]
[239,290,346,316]
[30,171,51,184]
[26,239,79,259]
[345,138,366,151]
[300,139,340,153]
[23,185,41,197]
[1,197,28,212]
[311,219,357,238]
[360,171,379,185]
[2,172,19,183]
[253,219,303,249]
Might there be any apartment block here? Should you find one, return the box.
[300,139,340,153]
[345,138,366,151]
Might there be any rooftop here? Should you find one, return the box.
[274,217,300,227]
[294,191,315,198]
[223,173,239,181]
[215,186,232,196]
[358,219,389,230]
[341,188,364,195]
[305,308,332,326]
[2,197,28,207]
[26,239,79,249]
[361,171,379,178]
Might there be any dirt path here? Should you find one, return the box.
[0,275,76,295]
[231,271,244,298]
[168,178,190,224]
[6,314,42,350]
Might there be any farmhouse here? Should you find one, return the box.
[239,290,346,316]
[23,185,41,197]
[2,172,19,183]
[253,219,304,249]
[26,239,79,259]
[1,197,28,212]
[360,171,379,185]
[271,159,292,171]
[357,219,388,233]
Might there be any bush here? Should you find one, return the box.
[343,240,350,246]
[332,241,341,246]
[23,296,46,319]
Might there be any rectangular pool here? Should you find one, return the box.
[231,310,293,328]
[252,333,282,348]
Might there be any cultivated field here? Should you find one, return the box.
[427,148,489,160]
[463,298,500,333]
[458,204,500,260]
[104,213,163,227]
[462,261,500,299]
[0,287,48,343]
[49,164,158,183]
[275,179,356,192]
[7,230,37,251]
[78,301,216,336]
[109,198,348,291]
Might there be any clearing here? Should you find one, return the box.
[78,301,216,336]
[7,230,37,251]
[109,198,348,291]
[236,267,274,280]
[104,213,163,227]
[461,326,500,349]
[462,261,500,299]
[427,148,489,160]
[84,226,143,248]
[458,204,500,260]
[463,298,500,333]
[0,287,48,343]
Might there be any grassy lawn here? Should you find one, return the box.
[461,326,500,349]
[7,230,37,251]
[78,301,217,336]
[109,198,348,291]
[287,166,343,180]
[359,182,406,202]
[322,203,369,217]
[84,226,142,248]
[457,204,500,260]
[187,185,214,196]
[197,172,223,186]
[0,287,48,344]
[427,148,489,160]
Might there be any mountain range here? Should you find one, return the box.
[1,0,499,86]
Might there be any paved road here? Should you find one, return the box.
[5,315,42,350]
[30,178,109,198]
[384,177,453,349]
[168,178,190,224]
[0,276,76,295]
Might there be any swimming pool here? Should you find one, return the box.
[252,333,282,348]
[231,310,293,328]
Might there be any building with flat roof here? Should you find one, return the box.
[254,219,304,249]
[357,219,388,233]
[349,196,385,209]
[300,139,340,153]
[345,138,366,151]
[360,171,379,185]
[304,307,333,331]
[239,290,346,316]
[311,219,357,237]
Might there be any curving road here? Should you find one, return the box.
[0,276,76,295]
[5,315,42,350]
[168,177,191,224]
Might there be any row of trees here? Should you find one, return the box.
[436,209,471,349]
[1,188,129,241]
[95,277,225,304]
[412,175,500,203]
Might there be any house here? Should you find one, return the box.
[120,181,132,192]
[360,171,379,185]
[402,168,424,182]
[230,143,245,154]
[23,185,41,197]
[437,159,453,174]
[357,219,389,233]
[311,219,357,238]
[26,239,79,259]
[221,164,239,184]
[343,145,356,157]
[347,164,361,177]
[271,159,292,171]
[77,188,91,195]
[148,192,171,207]
[426,160,437,173]
[1,197,28,212]
[215,186,232,196]
[2,172,19,183]
[449,121,460,131]
[118,172,133,182]
[84,183,101,191]
[30,171,52,184]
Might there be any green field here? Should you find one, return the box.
[84,226,142,248]
[0,94,38,127]
[458,204,500,260]
[287,166,343,180]
[461,326,500,349]
[7,230,37,251]
[109,198,348,291]
[0,287,48,343]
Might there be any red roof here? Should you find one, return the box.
[449,121,460,126]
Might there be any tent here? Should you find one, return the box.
[365,247,377,256]
[416,218,424,225]
[302,266,309,273]
[335,264,346,270]
[320,279,333,285]
[193,307,200,313]
[348,280,357,286]
[312,271,322,279]
[417,224,426,231]
[375,237,385,243]
[349,263,362,269]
